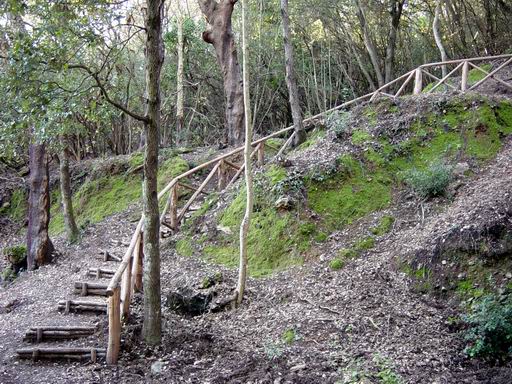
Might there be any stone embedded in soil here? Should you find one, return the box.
[166,287,213,316]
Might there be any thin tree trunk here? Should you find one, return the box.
[433,0,448,77]
[142,0,164,345]
[280,0,306,147]
[27,140,54,270]
[354,0,384,87]
[59,136,79,243]
[384,0,404,84]
[236,0,253,306]
[176,4,185,145]
[199,0,245,146]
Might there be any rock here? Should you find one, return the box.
[290,363,306,372]
[166,287,213,316]
[151,361,164,375]
[216,225,232,235]
[453,162,470,177]
[506,272,512,279]
[275,196,295,210]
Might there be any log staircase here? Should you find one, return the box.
[15,54,512,365]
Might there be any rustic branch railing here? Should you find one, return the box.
[104,54,512,364]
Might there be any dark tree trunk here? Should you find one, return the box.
[384,0,404,84]
[280,0,306,147]
[199,0,244,146]
[59,136,79,243]
[142,0,164,345]
[27,142,54,270]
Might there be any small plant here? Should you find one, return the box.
[374,357,403,384]
[353,236,375,251]
[282,328,298,345]
[326,110,350,137]
[463,293,512,362]
[1,267,17,283]
[402,160,453,198]
[264,341,284,360]
[338,248,359,259]
[370,216,395,236]
[329,258,344,270]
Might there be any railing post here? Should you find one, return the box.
[106,286,121,365]
[461,61,469,92]
[135,233,143,292]
[413,68,423,95]
[257,142,265,166]
[121,254,133,318]
[217,160,228,190]
[169,185,178,229]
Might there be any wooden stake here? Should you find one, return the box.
[107,287,121,365]
[217,160,228,190]
[121,253,133,318]
[413,68,423,95]
[461,61,469,92]
[257,142,265,166]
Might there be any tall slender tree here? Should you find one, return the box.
[280,0,306,147]
[59,136,79,243]
[236,0,253,306]
[433,0,448,77]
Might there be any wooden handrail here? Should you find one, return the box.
[104,53,512,364]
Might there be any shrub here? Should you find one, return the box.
[326,110,350,137]
[463,293,512,362]
[329,258,344,270]
[402,160,453,198]
[282,329,297,345]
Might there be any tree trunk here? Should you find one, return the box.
[433,0,448,78]
[59,136,79,243]
[27,141,54,270]
[354,0,384,87]
[176,7,185,145]
[198,0,244,146]
[236,0,253,306]
[384,0,404,84]
[280,0,306,147]
[142,0,164,345]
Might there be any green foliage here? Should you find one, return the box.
[329,258,345,270]
[282,328,298,345]
[326,110,350,137]
[354,236,376,251]
[371,216,395,236]
[463,294,512,362]
[468,64,492,85]
[0,189,27,222]
[3,245,27,264]
[176,239,194,257]
[129,152,144,168]
[351,130,372,145]
[338,248,359,259]
[265,165,287,186]
[1,267,16,283]
[264,341,284,360]
[401,160,453,198]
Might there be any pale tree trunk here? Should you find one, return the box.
[433,0,448,77]
[280,0,306,147]
[142,0,164,345]
[384,0,404,84]
[27,141,54,270]
[59,136,79,243]
[236,0,253,306]
[354,0,384,87]
[176,2,185,145]
[198,0,244,146]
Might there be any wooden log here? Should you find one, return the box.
[24,328,96,343]
[461,60,469,92]
[394,70,415,97]
[99,250,121,262]
[257,142,265,166]
[57,300,107,314]
[107,287,121,365]
[276,132,296,158]
[74,282,108,297]
[413,68,423,95]
[223,159,241,170]
[87,268,115,279]
[17,348,106,362]
[217,160,228,190]
[28,326,97,332]
[121,252,133,318]
[132,234,143,292]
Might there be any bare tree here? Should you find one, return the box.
[198,0,244,146]
[236,0,253,306]
[280,0,306,147]
[59,136,79,243]
[433,0,448,77]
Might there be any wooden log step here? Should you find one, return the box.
[74,282,108,297]
[97,250,121,262]
[58,300,107,314]
[24,326,97,343]
[17,347,106,362]
[87,268,115,279]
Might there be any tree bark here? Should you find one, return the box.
[354,0,384,87]
[236,0,253,306]
[59,136,79,243]
[384,0,404,84]
[176,5,185,145]
[433,0,448,78]
[198,0,244,146]
[27,141,54,270]
[142,0,164,345]
[280,0,306,147]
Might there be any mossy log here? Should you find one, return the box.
[17,347,106,362]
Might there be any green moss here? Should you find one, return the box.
[353,236,375,251]
[282,329,297,345]
[371,216,395,236]
[457,279,485,300]
[297,129,326,150]
[0,189,27,222]
[338,248,359,259]
[363,105,378,126]
[1,267,16,282]
[176,239,194,257]
[3,245,27,264]
[265,165,287,186]
[129,152,144,168]
[158,156,190,189]
[329,258,344,270]
[351,130,372,145]
[468,64,492,85]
